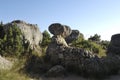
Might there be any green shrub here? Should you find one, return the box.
[41,30,51,47]
[71,37,106,57]
[0,24,24,57]
[0,58,30,80]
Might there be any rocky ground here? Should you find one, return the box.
[0,55,13,70]
[30,74,120,80]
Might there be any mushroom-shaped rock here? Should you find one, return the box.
[108,34,120,55]
[49,23,72,38]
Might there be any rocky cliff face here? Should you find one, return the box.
[4,20,43,49]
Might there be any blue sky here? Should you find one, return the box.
[0,0,120,40]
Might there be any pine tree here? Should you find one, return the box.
[41,30,51,47]
[88,34,101,42]
[0,22,4,39]
[12,24,23,56]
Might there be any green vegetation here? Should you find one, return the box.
[0,58,30,80]
[0,23,24,56]
[0,23,40,57]
[88,34,101,42]
[41,30,51,47]
[0,21,110,79]
[41,30,51,56]
[71,34,109,57]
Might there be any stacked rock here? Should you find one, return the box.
[65,30,81,43]
[46,23,95,67]
[45,23,120,77]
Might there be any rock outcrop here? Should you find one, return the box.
[46,23,72,61]
[4,20,43,50]
[45,65,66,77]
[46,23,94,65]
[46,23,120,77]
[0,55,13,70]
[65,30,84,43]
[49,23,72,38]
[108,34,120,55]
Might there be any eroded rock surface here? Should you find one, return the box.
[45,65,66,77]
[4,20,43,50]
[49,23,72,38]
[46,23,120,77]
[108,34,120,55]
[0,55,13,70]
[65,30,82,43]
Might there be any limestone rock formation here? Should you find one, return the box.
[0,55,13,70]
[65,30,84,43]
[4,20,43,50]
[46,23,94,65]
[46,23,120,77]
[49,23,72,38]
[108,34,120,55]
[45,65,66,77]
[46,23,72,64]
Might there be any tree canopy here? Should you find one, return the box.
[41,30,51,47]
[88,34,101,42]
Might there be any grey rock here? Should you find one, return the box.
[47,23,94,66]
[0,55,13,70]
[46,23,120,77]
[111,34,120,46]
[46,35,69,65]
[65,30,81,43]
[4,20,43,50]
[49,23,72,38]
[45,65,66,77]
[108,34,120,55]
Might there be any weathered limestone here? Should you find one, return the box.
[46,23,94,65]
[0,55,13,70]
[65,30,83,43]
[108,34,120,55]
[49,23,72,38]
[45,65,66,77]
[4,20,43,50]
[46,23,120,77]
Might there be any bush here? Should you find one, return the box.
[0,58,30,80]
[71,37,106,57]
[41,30,51,47]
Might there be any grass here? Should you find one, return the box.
[0,70,30,80]
[0,57,31,80]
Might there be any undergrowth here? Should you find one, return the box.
[0,57,30,80]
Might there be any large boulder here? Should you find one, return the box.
[4,20,43,50]
[49,23,72,38]
[0,55,13,70]
[108,34,120,55]
[46,23,120,77]
[45,65,66,77]
[46,35,69,65]
[65,30,84,43]
[111,34,120,46]
[46,23,95,66]
[46,23,72,65]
